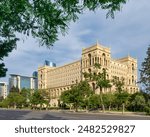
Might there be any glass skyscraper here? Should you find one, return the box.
[9,74,38,91]
[44,60,56,67]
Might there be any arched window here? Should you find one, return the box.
[92,83,96,92]
[132,63,134,73]
[95,57,97,63]
[88,68,91,73]
[132,76,134,84]
[102,53,106,66]
[106,60,107,66]
[97,57,99,63]
[92,57,94,65]
[83,61,85,68]
[88,54,92,66]
[100,58,102,65]
[86,60,88,67]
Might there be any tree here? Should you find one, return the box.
[0,98,10,108]
[9,86,19,93]
[0,38,18,77]
[6,92,24,108]
[0,88,27,108]
[0,96,4,102]
[60,80,93,112]
[103,92,115,111]
[95,68,112,112]
[79,80,93,111]
[61,87,82,112]
[88,94,100,110]
[128,92,146,112]
[140,45,150,93]
[39,89,51,109]
[30,90,45,109]
[112,76,125,93]
[114,91,129,113]
[60,89,73,109]
[112,76,129,113]
[83,63,112,112]
[20,88,32,107]
[0,0,127,77]
[132,94,145,112]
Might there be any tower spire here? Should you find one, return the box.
[96,39,99,46]
[128,52,130,57]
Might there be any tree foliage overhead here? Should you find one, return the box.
[140,45,150,92]
[0,0,127,77]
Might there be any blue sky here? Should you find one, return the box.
[0,0,150,87]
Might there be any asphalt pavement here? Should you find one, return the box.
[0,109,150,120]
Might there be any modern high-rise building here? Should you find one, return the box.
[44,60,56,67]
[32,71,38,78]
[38,42,139,106]
[32,71,38,89]
[0,82,8,99]
[9,74,38,91]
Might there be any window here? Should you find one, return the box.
[88,54,92,66]
[132,63,134,73]
[100,58,102,65]
[88,68,91,73]
[92,83,96,92]
[92,57,94,65]
[132,76,134,84]
[102,53,106,66]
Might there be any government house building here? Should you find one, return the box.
[38,42,139,106]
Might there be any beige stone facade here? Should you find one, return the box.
[38,43,139,106]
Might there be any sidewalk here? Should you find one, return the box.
[58,109,149,117]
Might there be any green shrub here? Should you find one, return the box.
[144,106,150,115]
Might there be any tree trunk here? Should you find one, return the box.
[99,87,105,113]
[14,103,16,109]
[76,106,78,112]
[40,104,42,110]
[122,103,125,114]
[102,104,105,113]
[46,104,48,110]
[74,103,78,112]
[75,106,78,112]
[86,105,88,113]
[69,104,72,111]
[109,104,111,111]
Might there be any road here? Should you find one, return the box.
[0,109,150,120]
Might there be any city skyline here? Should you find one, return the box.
[0,0,149,87]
